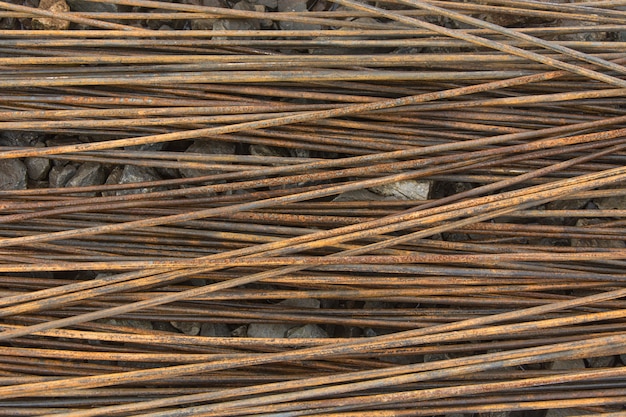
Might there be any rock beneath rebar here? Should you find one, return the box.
[246,322,293,338]
[247,299,321,338]
[104,318,154,331]
[102,166,123,195]
[423,352,449,363]
[231,325,248,337]
[0,131,41,147]
[200,322,231,337]
[586,355,616,368]
[66,0,118,13]
[212,1,260,33]
[277,0,320,30]
[250,144,290,158]
[478,11,534,28]
[25,145,51,181]
[49,164,77,188]
[188,0,222,28]
[542,198,592,227]
[289,148,310,158]
[283,298,321,309]
[287,324,328,338]
[595,195,626,210]
[363,327,377,337]
[112,165,163,196]
[179,140,237,179]
[0,159,27,190]
[32,0,70,30]
[548,359,586,370]
[0,132,50,182]
[571,218,626,248]
[545,410,585,417]
[332,189,388,202]
[171,321,201,335]
[369,180,431,200]
[555,20,607,42]
[190,0,222,30]
[430,181,473,200]
[546,198,590,211]
[64,162,107,195]
[312,17,382,55]
[478,412,511,417]
[249,0,276,9]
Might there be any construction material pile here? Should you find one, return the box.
[1,0,626,415]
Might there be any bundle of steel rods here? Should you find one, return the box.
[1,0,626,415]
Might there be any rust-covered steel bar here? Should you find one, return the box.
[1,0,626,415]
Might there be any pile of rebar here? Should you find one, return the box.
[2,0,626,415]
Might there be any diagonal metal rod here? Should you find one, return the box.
[332,0,626,87]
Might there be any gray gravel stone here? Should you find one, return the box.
[113,165,163,196]
[26,158,51,181]
[103,318,153,331]
[151,321,180,333]
[312,18,381,55]
[478,10,532,27]
[65,162,106,195]
[545,410,585,417]
[333,189,388,202]
[548,358,586,370]
[0,131,40,147]
[424,352,450,363]
[102,166,123,196]
[363,301,388,309]
[49,164,77,188]
[555,20,607,42]
[363,328,377,337]
[246,299,321,338]
[277,0,320,30]
[179,140,236,179]
[191,18,214,30]
[478,413,512,417]
[586,355,616,368]
[0,159,27,190]
[380,354,420,365]
[595,195,626,210]
[280,298,320,309]
[190,0,222,29]
[25,144,51,181]
[200,322,231,337]
[246,322,293,338]
[212,1,260,33]
[287,324,328,338]
[546,198,590,211]
[170,321,201,335]
[249,0,276,9]
[250,144,290,158]
[231,325,248,337]
[289,148,310,158]
[32,0,71,30]
[66,0,119,13]
[369,180,431,200]
[125,142,165,152]
[571,218,626,248]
